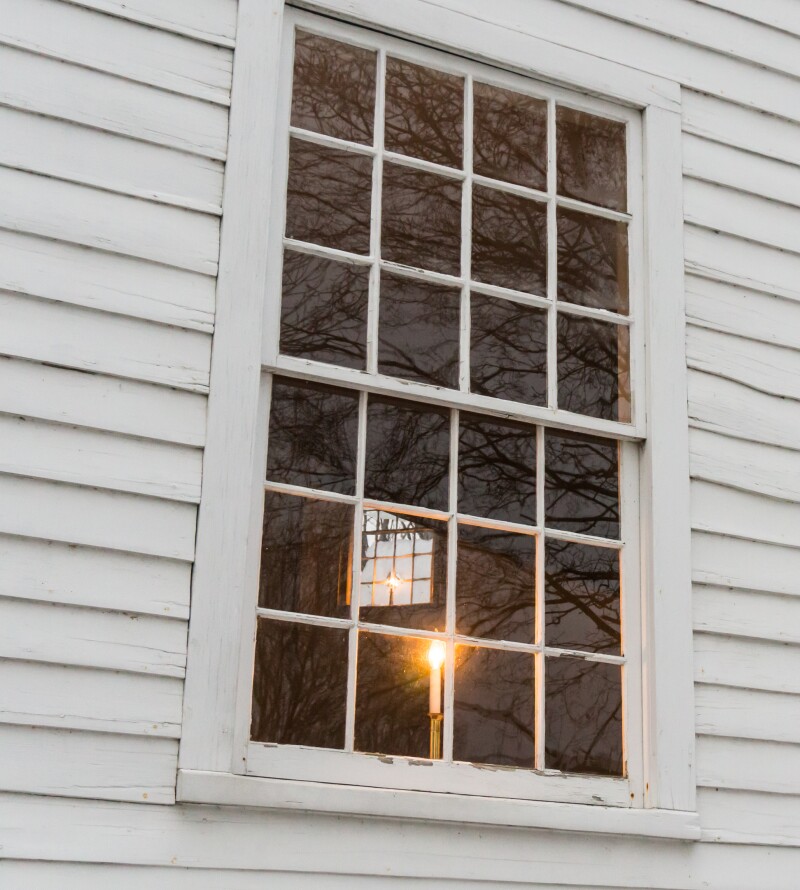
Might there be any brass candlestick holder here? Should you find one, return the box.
[429,712,443,760]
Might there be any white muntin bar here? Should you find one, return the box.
[459,74,474,395]
[283,237,374,267]
[366,48,386,377]
[534,423,546,770]
[263,480,358,505]
[256,608,353,630]
[545,527,625,549]
[556,193,632,223]
[546,97,559,413]
[443,407,459,762]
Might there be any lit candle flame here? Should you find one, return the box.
[427,639,446,671]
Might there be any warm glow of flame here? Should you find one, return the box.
[384,570,403,592]
[427,639,446,670]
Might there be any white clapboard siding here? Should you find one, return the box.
[699,787,800,847]
[0,535,190,618]
[0,293,211,392]
[0,107,223,215]
[0,660,182,738]
[0,0,233,104]
[0,415,202,502]
[0,167,219,276]
[0,598,186,677]
[695,684,800,744]
[0,45,228,159]
[693,531,800,597]
[694,632,800,695]
[0,358,207,448]
[696,736,800,795]
[693,0,800,38]
[0,475,196,562]
[694,585,800,646]
[0,725,177,804]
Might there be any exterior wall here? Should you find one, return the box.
[0,0,799,885]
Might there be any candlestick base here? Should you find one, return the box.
[428,712,443,760]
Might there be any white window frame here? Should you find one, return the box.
[178,0,697,841]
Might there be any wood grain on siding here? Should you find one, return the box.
[696,684,800,744]
[699,787,800,847]
[696,735,800,795]
[692,531,800,597]
[694,632,800,694]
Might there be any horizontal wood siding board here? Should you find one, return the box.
[694,632,800,695]
[694,584,800,645]
[698,787,800,846]
[695,683,800,744]
[692,0,800,39]
[696,735,800,795]
[692,531,800,597]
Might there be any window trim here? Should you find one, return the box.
[179,0,695,834]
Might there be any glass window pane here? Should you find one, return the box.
[355,632,441,759]
[545,431,619,539]
[473,82,547,190]
[545,656,622,776]
[456,526,536,644]
[384,57,464,168]
[472,185,547,294]
[470,294,547,405]
[359,509,447,631]
[291,30,377,145]
[285,138,372,254]
[454,645,535,767]
[458,412,536,524]
[381,163,462,275]
[280,250,369,369]
[557,209,629,315]
[365,396,450,511]
[259,491,353,618]
[251,618,349,748]
[556,106,627,212]
[557,314,631,422]
[267,377,359,494]
[545,540,620,654]
[378,272,460,388]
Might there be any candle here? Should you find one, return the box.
[427,640,446,715]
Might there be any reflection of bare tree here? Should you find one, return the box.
[545,656,622,775]
[377,272,460,388]
[545,430,619,538]
[384,57,464,168]
[280,250,369,369]
[267,377,359,494]
[251,619,349,748]
[557,209,629,314]
[470,293,547,405]
[291,31,377,145]
[545,540,620,654]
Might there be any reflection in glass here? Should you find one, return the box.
[545,540,620,654]
[545,656,622,776]
[557,209,629,314]
[458,413,536,524]
[355,632,437,758]
[291,30,377,145]
[545,431,619,539]
[259,491,353,617]
[473,81,547,190]
[453,645,535,767]
[378,272,460,388]
[470,294,547,405]
[381,163,462,275]
[285,138,372,254]
[267,377,359,494]
[456,526,536,644]
[280,250,369,369]
[557,314,631,422]
[365,396,450,511]
[557,106,627,212]
[384,57,464,168]
[472,185,547,294]
[251,618,349,748]
[359,509,447,631]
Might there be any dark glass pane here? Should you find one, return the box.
[359,509,447,632]
[456,526,536,644]
[557,209,629,314]
[545,656,622,776]
[365,396,450,511]
[384,57,464,168]
[454,646,535,767]
[259,491,353,618]
[545,430,619,539]
[545,540,620,654]
[378,272,460,388]
[470,293,547,405]
[473,81,547,190]
[285,138,372,254]
[355,632,440,758]
[472,185,547,294]
[291,30,377,145]
[458,412,536,524]
[251,618,349,748]
[557,314,631,422]
[556,106,627,212]
[280,250,369,369]
[381,163,461,275]
[267,377,359,494]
